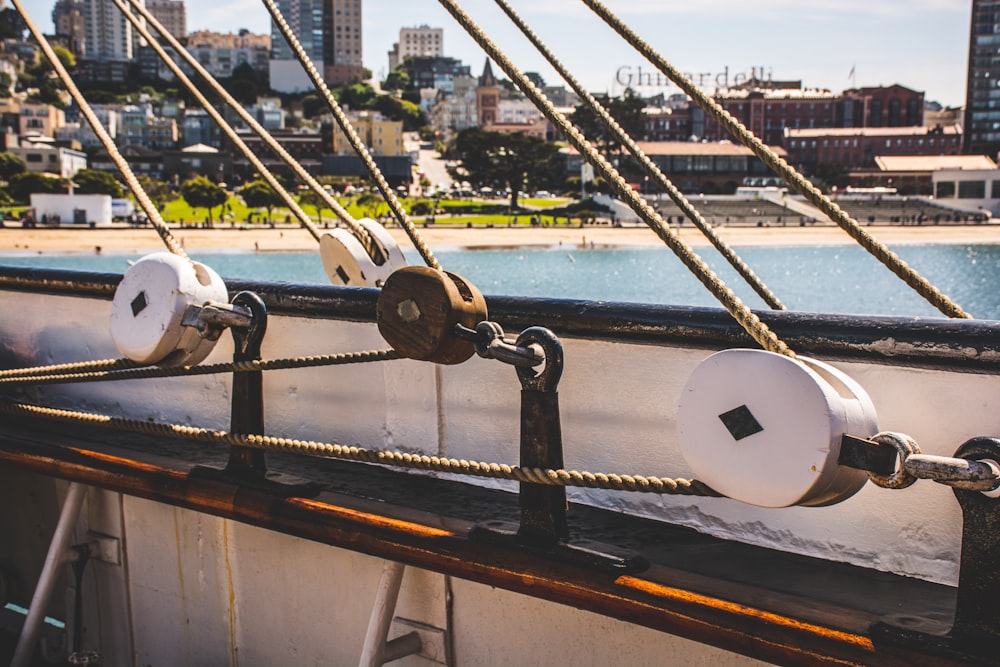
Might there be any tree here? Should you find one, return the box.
[370,95,425,131]
[180,176,228,226]
[382,68,410,93]
[570,87,646,155]
[0,8,26,40]
[137,175,174,210]
[298,188,327,226]
[72,169,123,197]
[239,179,285,224]
[222,62,266,105]
[8,172,67,203]
[0,72,13,99]
[0,152,26,182]
[51,45,75,70]
[355,192,385,219]
[337,82,376,110]
[447,129,565,208]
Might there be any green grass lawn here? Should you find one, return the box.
[154,194,580,227]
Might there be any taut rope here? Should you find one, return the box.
[0,399,720,497]
[11,0,189,261]
[0,349,400,387]
[118,0,384,262]
[261,0,442,271]
[583,0,971,320]
[493,0,785,311]
[435,0,794,357]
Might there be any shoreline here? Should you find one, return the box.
[3,222,1000,255]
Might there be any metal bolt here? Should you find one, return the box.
[397,298,422,323]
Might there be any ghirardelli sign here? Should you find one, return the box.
[615,65,775,90]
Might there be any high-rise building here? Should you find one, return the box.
[52,0,86,55]
[964,0,1000,157]
[81,0,144,62]
[269,0,363,93]
[388,25,442,70]
[145,0,185,39]
[321,0,364,87]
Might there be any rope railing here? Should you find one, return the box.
[0,349,401,387]
[0,399,720,497]
[0,357,141,380]
[492,0,785,311]
[435,0,795,358]
[583,0,971,320]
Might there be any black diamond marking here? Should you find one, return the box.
[718,404,763,441]
[130,291,148,317]
[335,265,350,284]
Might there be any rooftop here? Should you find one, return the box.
[874,155,997,172]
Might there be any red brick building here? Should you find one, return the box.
[784,125,961,173]
[836,85,924,128]
[696,88,838,146]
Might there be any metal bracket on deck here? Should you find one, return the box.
[871,437,1000,662]
[191,291,317,498]
[470,326,647,573]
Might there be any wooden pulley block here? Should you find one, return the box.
[109,252,229,366]
[676,349,878,508]
[320,218,407,287]
[376,266,488,365]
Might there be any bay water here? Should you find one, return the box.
[2,243,999,320]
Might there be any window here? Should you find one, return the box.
[936,181,956,198]
[959,180,986,198]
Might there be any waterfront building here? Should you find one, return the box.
[785,125,962,173]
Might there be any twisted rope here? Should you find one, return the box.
[493,0,785,311]
[0,349,400,387]
[261,0,441,271]
[583,0,971,320]
[11,0,189,261]
[110,0,323,244]
[0,357,141,379]
[435,0,794,358]
[117,0,383,261]
[0,400,720,497]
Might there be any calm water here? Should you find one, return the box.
[2,243,999,320]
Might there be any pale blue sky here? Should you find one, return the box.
[15,0,972,106]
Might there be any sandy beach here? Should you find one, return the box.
[1,222,1000,255]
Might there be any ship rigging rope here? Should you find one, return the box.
[0,349,401,387]
[492,0,785,311]
[108,0,325,246]
[261,0,442,271]
[583,0,972,320]
[0,399,720,497]
[435,0,794,358]
[10,0,190,262]
[115,0,384,263]
[0,357,141,379]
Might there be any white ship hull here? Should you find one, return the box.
[1,266,998,665]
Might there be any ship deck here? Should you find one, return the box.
[0,413,967,667]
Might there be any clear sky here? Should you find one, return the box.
[15,0,973,107]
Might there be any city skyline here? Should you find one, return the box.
[16,0,972,107]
